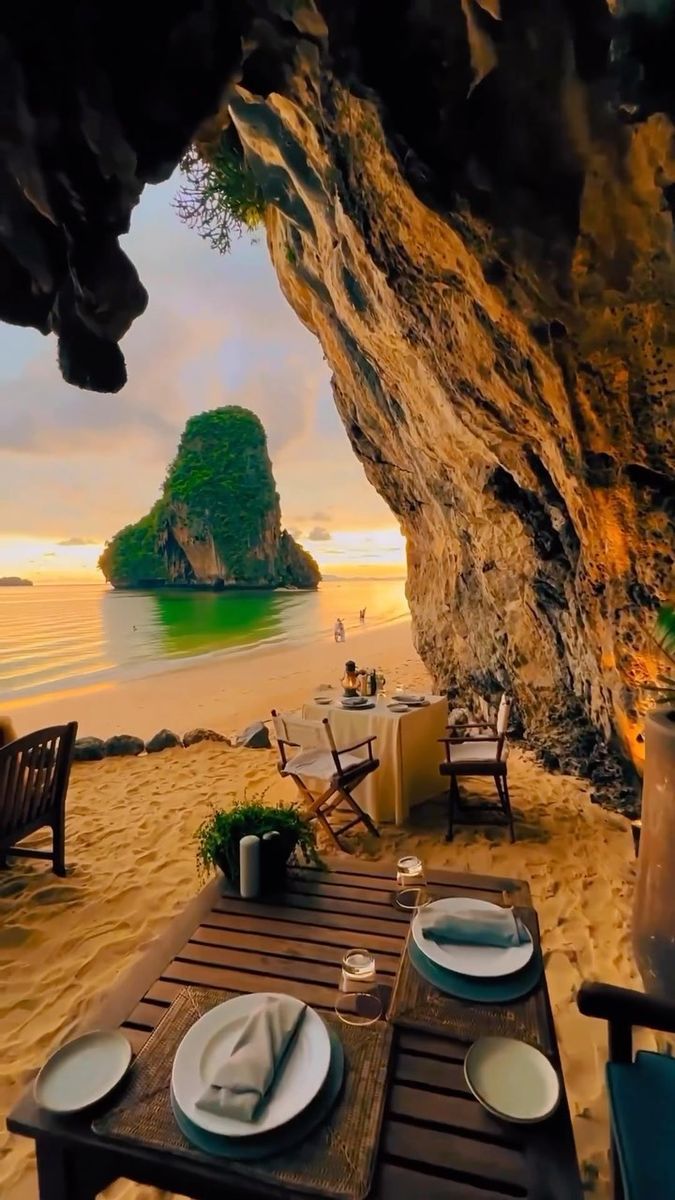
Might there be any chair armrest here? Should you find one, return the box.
[578,981,675,1035]
[447,722,495,731]
[337,736,377,758]
[442,735,501,744]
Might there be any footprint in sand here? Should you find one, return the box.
[0,877,28,899]
[32,885,80,905]
[0,925,43,949]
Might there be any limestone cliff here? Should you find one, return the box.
[98,408,320,590]
[2,2,675,805]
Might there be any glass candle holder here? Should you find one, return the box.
[395,855,429,910]
[341,948,376,989]
[335,948,382,1025]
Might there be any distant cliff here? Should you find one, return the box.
[0,577,33,587]
[99,408,320,590]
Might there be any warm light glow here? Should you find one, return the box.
[0,536,103,581]
[301,527,406,569]
[0,525,405,582]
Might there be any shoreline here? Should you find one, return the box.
[12,616,415,739]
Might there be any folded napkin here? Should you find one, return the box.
[196,996,307,1122]
[422,905,528,948]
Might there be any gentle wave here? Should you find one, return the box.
[0,579,409,700]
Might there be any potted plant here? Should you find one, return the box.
[632,603,675,996]
[195,795,321,894]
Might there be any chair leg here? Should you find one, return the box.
[315,807,344,852]
[446,776,459,842]
[497,773,515,843]
[339,788,379,838]
[52,821,66,877]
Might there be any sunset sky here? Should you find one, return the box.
[0,177,404,581]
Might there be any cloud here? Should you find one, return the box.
[288,528,304,540]
[58,536,100,546]
[307,526,331,542]
[0,176,399,549]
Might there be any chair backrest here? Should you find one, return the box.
[271,712,332,752]
[0,722,77,840]
[496,694,512,736]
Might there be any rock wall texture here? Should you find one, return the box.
[1,2,674,804]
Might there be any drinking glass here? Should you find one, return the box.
[395,855,430,910]
[334,948,382,1025]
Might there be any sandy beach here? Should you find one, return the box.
[1,620,642,1199]
[11,615,413,742]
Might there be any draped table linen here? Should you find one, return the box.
[301,695,448,824]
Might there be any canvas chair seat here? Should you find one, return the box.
[283,748,364,781]
[271,710,380,852]
[444,739,509,765]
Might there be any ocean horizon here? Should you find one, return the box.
[0,576,408,704]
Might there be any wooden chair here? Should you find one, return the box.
[438,694,515,842]
[0,722,78,876]
[578,981,675,1199]
[271,711,380,851]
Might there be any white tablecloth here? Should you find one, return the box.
[301,695,448,825]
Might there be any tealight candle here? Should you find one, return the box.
[396,855,428,910]
[341,948,376,993]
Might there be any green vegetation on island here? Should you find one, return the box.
[98,407,320,591]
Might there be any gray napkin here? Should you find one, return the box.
[196,996,307,1122]
[422,905,528,948]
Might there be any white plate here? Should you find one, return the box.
[395,693,425,703]
[464,1037,560,1123]
[172,993,330,1138]
[34,1030,132,1114]
[412,897,533,978]
[341,699,367,707]
[388,704,409,712]
[313,697,332,705]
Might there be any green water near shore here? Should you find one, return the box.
[0,577,408,701]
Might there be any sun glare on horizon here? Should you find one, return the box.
[0,526,406,582]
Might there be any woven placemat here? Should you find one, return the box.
[388,908,554,1056]
[93,987,393,1200]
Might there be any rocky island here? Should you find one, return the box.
[0,577,33,587]
[98,407,320,590]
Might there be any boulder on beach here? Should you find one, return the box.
[183,728,229,748]
[104,734,145,757]
[235,721,271,750]
[73,736,106,762]
[145,729,182,754]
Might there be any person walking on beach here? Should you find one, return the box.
[359,608,366,622]
[334,618,345,643]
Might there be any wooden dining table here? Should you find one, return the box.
[7,858,582,1200]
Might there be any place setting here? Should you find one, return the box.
[45,969,392,1200]
[389,688,429,710]
[389,858,553,1055]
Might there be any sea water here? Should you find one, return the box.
[0,578,408,702]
